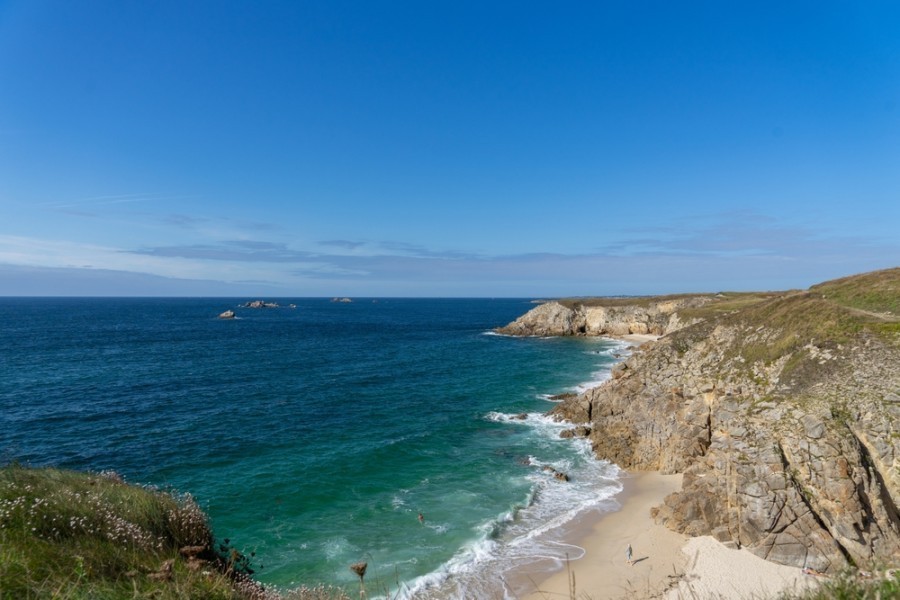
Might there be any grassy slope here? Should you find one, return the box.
[811,267,900,316]
[0,465,245,600]
[560,268,900,349]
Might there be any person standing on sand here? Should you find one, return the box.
[626,544,633,565]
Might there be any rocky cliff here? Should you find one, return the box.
[495,295,714,337]
[503,269,900,573]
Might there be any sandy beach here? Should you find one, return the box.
[619,333,662,346]
[519,471,687,600]
[518,471,818,600]
[516,328,821,599]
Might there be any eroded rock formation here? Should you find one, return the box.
[495,296,712,337]
[502,269,900,573]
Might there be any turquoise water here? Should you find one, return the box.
[0,298,625,597]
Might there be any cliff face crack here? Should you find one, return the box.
[702,407,712,454]
[846,425,900,536]
[777,441,854,564]
[768,493,788,534]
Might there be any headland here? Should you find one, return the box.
[500,267,900,598]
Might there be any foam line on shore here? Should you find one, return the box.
[395,412,623,599]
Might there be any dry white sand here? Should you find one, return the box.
[521,472,688,600]
[619,333,661,345]
[666,536,819,599]
[519,471,819,600]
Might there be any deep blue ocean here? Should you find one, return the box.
[0,298,625,598]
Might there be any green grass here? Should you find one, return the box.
[0,464,250,600]
[678,292,784,321]
[558,293,711,309]
[0,465,355,600]
[810,267,900,315]
[715,292,867,368]
[785,568,900,599]
[556,291,781,314]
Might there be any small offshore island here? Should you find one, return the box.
[3,268,899,600]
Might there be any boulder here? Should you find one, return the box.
[541,465,570,482]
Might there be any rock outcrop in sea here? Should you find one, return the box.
[244,300,279,308]
[495,295,713,337]
[500,268,900,573]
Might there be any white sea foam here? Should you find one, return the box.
[573,372,612,393]
[322,536,354,560]
[393,412,624,600]
[569,338,632,393]
[385,339,631,599]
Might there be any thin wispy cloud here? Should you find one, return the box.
[127,241,318,263]
[596,212,882,259]
[376,241,478,260]
[236,220,282,233]
[44,193,172,210]
[162,214,211,229]
[319,240,368,251]
[2,207,898,296]
[42,194,210,227]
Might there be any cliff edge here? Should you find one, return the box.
[495,295,716,337]
[501,268,900,573]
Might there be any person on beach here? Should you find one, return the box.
[626,543,633,565]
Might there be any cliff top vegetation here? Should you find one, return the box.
[0,464,251,599]
[0,465,352,600]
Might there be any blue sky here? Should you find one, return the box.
[1,1,898,296]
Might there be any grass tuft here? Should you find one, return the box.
[785,568,900,599]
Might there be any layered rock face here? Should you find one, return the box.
[505,270,900,573]
[495,296,712,337]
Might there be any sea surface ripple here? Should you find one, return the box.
[0,298,626,597]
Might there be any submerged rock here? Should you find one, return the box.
[559,426,592,439]
[541,465,570,482]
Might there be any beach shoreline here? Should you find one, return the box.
[512,471,687,600]
[618,333,662,346]
[510,469,818,600]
